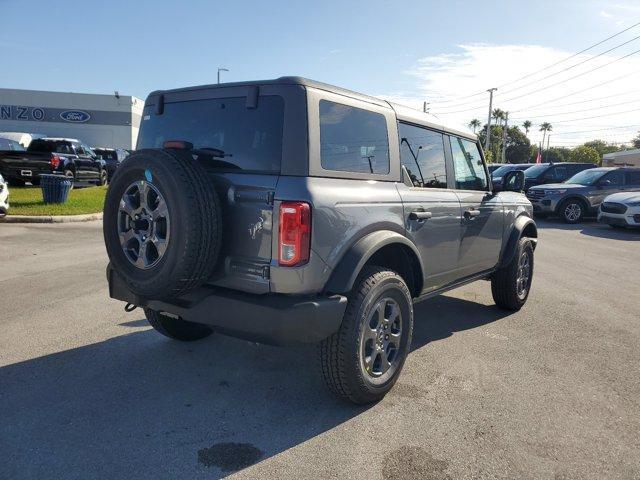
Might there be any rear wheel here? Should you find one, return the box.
[64,169,75,189]
[144,308,213,341]
[319,266,413,404]
[95,169,108,186]
[491,237,534,311]
[559,198,585,224]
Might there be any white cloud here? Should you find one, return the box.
[378,43,640,147]
[600,10,613,18]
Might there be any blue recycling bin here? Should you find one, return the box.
[40,174,73,204]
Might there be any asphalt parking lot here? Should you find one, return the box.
[1,219,639,479]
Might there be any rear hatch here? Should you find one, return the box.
[137,91,286,294]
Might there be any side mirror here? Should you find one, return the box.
[501,170,525,192]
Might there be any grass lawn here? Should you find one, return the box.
[7,185,107,216]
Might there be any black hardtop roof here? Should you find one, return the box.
[148,76,389,107]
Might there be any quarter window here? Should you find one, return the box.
[319,100,390,174]
[450,137,488,191]
[398,123,447,188]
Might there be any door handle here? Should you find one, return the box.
[464,209,481,219]
[409,210,432,221]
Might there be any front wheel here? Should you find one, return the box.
[559,198,585,224]
[491,237,534,311]
[319,266,414,404]
[144,308,213,341]
[96,169,108,186]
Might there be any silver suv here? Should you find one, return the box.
[527,167,640,223]
[103,77,538,404]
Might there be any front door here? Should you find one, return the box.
[396,123,461,291]
[448,136,503,278]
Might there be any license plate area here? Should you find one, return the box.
[20,170,32,177]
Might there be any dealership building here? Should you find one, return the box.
[0,88,144,149]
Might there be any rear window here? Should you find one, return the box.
[319,100,389,174]
[137,96,284,173]
[28,139,72,154]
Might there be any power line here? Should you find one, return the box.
[427,21,640,108]
[500,47,640,104]
[498,33,640,97]
[530,108,640,125]
[510,98,640,121]
[510,89,640,113]
[503,68,640,112]
[550,124,640,136]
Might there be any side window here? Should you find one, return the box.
[553,166,568,181]
[319,100,390,174]
[398,123,446,188]
[602,170,623,186]
[625,170,640,186]
[450,137,488,191]
[73,143,84,155]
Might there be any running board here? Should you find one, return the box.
[413,268,495,304]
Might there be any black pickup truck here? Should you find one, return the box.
[0,138,107,186]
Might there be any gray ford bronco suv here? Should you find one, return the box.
[103,77,537,404]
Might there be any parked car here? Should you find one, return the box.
[598,191,640,229]
[0,138,107,186]
[102,76,538,404]
[0,138,26,152]
[527,167,640,223]
[491,163,533,191]
[487,164,502,175]
[92,147,129,180]
[0,173,9,215]
[523,162,596,191]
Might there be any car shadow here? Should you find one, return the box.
[0,295,510,479]
[536,218,640,241]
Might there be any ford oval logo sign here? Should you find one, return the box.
[60,110,91,123]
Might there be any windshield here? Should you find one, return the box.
[565,169,607,185]
[492,165,517,177]
[137,96,284,173]
[524,164,549,178]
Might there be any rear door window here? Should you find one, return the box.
[624,170,640,187]
[319,100,389,174]
[450,137,488,191]
[398,122,446,188]
[137,96,284,174]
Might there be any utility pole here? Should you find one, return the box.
[501,112,509,163]
[217,67,229,84]
[485,88,497,150]
[423,101,429,113]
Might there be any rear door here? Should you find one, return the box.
[448,136,503,278]
[623,170,640,191]
[137,89,289,294]
[395,122,461,291]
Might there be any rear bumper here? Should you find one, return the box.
[107,266,347,345]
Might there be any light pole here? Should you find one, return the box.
[217,68,229,84]
[501,111,509,163]
[485,88,497,150]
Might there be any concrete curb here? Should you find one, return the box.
[0,212,103,223]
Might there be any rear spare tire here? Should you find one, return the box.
[103,149,221,298]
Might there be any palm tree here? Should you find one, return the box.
[468,119,481,133]
[539,122,553,151]
[492,108,505,124]
[522,120,532,136]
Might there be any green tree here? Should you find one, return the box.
[543,147,572,163]
[570,145,600,164]
[522,120,532,136]
[468,119,481,133]
[583,140,623,156]
[492,109,505,124]
[539,122,552,150]
[504,126,532,164]
[632,132,640,149]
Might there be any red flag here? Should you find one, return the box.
[536,150,542,164]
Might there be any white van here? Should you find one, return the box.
[0,132,45,148]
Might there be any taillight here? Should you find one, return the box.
[50,154,60,169]
[278,201,311,266]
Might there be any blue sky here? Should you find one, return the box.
[1,0,639,145]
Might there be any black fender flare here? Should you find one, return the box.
[498,214,538,268]
[324,230,425,295]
